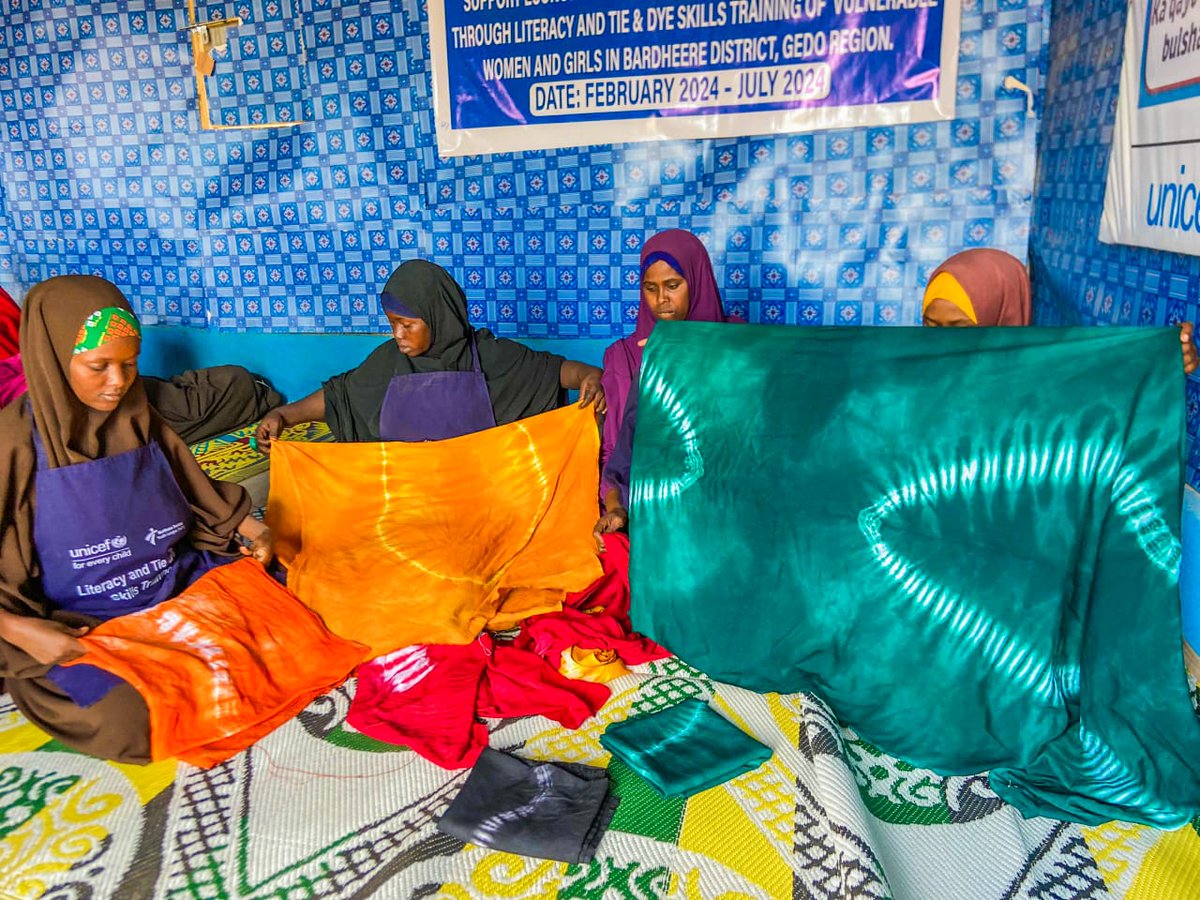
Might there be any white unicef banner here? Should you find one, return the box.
[1101,0,1200,255]
[428,0,961,157]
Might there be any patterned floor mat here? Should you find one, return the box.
[190,422,333,484]
[3,658,1199,899]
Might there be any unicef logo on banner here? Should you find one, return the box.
[1101,0,1200,254]
[113,535,128,549]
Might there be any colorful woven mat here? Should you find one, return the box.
[4,658,1198,898]
[190,421,333,483]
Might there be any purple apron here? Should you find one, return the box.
[32,429,226,706]
[378,336,497,442]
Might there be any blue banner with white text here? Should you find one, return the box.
[429,0,960,155]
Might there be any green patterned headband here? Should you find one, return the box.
[72,307,142,355]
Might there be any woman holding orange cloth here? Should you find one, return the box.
[0,276,272,762]
[255,259,605,449]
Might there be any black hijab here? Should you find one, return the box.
[323,261,565,442]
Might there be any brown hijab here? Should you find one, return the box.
[924,249,1032,326]
[0,276,249,676]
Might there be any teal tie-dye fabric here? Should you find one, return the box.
[629,322,1200,827]
[600,699,772,798]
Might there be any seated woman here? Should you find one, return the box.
[594,230,734,540]
[0,276,273,763]
[255,260,605,448]
[1,286,282,438]
[922,248,1198,372]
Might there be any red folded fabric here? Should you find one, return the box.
[347,634,608,770]
[517,533,669,668]
[0,286,18,358]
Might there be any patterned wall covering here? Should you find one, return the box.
[1029,0,1200,486]
[0,0,1045,336]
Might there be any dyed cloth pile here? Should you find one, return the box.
[261,404,767,860]
[265,406,755,833]
[346,533,668,769]
[630,321,1200,827]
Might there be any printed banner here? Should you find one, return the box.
[428,0,961,156]
[1100,0,1200,255]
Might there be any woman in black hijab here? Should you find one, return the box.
[256,261,604,447]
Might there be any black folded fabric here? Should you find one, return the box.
[438,748,618,864]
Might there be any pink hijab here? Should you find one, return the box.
[600,230,729,484]
[926,249,1031,326]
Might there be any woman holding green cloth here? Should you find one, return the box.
[921,248,1199,373]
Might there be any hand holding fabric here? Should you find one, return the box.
[560,360,606,415]
[577,370,606,414]
[253,409,286,455]
[592,508,628,552]
[1,614,88,666]
[237,514,274,565]
[1181,323,1197,375]
[240,526,275,565]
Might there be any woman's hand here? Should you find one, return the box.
[1182,323,1197,375]
[253,409,287,455]
[560,361,607,415]
[237,516,275,565]
[240,526,275,565]
[592,506,628,552]
[578,370,607,414]
[2,616,88,666]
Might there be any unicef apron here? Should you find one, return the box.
[378,336,497,442]
[32,427,227,706]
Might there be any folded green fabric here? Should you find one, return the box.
[599,699,772,797]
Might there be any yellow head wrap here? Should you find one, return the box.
[922,272,977,323]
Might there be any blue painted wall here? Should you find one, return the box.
[1029,0,1200,486]
[138,325,609,402]
[0,0,1046,340]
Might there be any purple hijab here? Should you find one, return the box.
[600,230,728,490]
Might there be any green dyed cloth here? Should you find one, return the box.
[599,699,772,797]
[629,322,1200,827]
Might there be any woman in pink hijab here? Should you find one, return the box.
[922,248,1197,371]
[596,230,734,536]
[920,249,1031,327]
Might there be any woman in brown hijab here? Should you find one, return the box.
[0,276,272,763]
[921,248,1198,372]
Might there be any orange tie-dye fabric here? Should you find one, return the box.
[62,559,369,767]
[266,405,604,656]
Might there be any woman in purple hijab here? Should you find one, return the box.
[595,230,733,541]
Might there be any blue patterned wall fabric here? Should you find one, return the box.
[0,0,1045,336]
[1030,0,1200,486]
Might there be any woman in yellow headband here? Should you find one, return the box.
[922,248,1197,373]
[921,249,1031,327]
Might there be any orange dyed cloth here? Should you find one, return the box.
[267,405,604,655]
[62,559,368,767]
